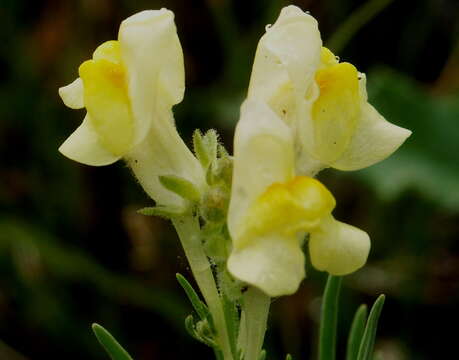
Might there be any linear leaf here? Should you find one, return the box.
[346,304,368,360]
[92,324,133,360]
[176,273,211,324]
[318,275,342,360]
[357,295,385,360]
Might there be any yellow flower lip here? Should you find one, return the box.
[311,59,361,164]
[239,175,335,246]
[78,41,135,156]
[92,40,122,64]
[315,61,359,96]
[79,59,125,88]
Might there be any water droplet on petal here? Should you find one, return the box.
[265,24,272,31]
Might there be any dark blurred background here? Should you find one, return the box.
[0,0,458,359]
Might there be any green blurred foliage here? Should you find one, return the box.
[0,0,458,359]
[360,68,459,210]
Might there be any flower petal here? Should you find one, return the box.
[79,58,134,156]
[93,40,122,64]
[248,5,321,125]
[59,115,120,166]
[332,103,412,171]
[309,216,370,275]
[319,47,339,69]
[125,108,205,208]
[58,78,84,109]
[227,234,305,297]
[228,99,295,239]
[119,9,185,147]
[240,176,335,247]
[311,62,361,164]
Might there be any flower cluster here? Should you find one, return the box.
[226,6,411,296]
[59,6,410,298]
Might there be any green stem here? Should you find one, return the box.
[241,287,271,360]
[318,275,342,360]
[172,216,233,360]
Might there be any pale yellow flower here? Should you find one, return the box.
[225,6,411,296]
[58,9,204,207]
[227,100,369,297]
[247,5,411,175]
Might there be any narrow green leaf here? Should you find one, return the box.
[357,295,386,360]
[92,324,133,360]
[176,273,212,324]
[137,205,185,218]
[346,305,368,360]
[318,275,342,360]
[258,349,266,360]
[159,175,201,202]
[285,354,293,360]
